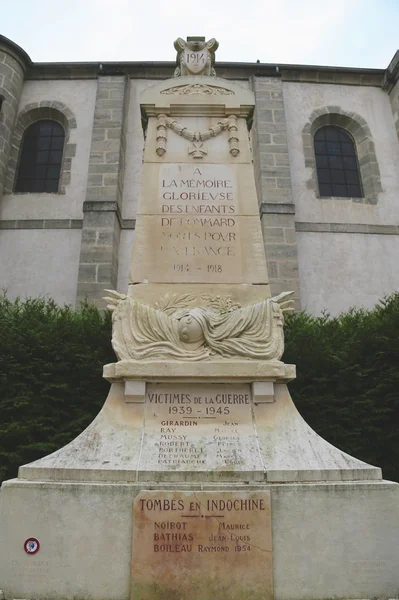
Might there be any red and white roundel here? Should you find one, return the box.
[24,537,40,554]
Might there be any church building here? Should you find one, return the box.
[0,34,398,315]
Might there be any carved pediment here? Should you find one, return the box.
[161,84,234,96]
[139,77,255,120]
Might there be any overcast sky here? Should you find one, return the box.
[1,0,398,68]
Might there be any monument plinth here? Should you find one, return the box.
[0,36,398,600]
[131,490,273,600]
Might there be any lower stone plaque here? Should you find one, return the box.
[131,490,273,600]
[140,383,264,473]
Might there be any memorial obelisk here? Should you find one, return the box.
[0,36,398,600]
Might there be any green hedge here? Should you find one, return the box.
[283,293,399,482]
[0,295,114,483]
[0,292,398,484]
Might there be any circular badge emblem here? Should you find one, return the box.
[24,537,40,554]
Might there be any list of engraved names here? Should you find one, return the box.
[142,383,262,472]
[131,491,273,600]
[157,164,240,281]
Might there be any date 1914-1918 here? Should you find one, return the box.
[174,264,222,273]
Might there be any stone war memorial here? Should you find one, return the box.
[0,36,398,600]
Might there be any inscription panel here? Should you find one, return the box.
[350,560,394,586]
[11,559,50,582]
[130,215,267,284]
[184,48,208,73]
[131,163,268,284]
[158,164,240,282]
[139,383,263,472]
[158,164,238,213]
[132,490,273,600]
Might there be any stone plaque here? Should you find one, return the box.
[158,164,237,212]
[184,48,209,74]
[132,215,268,284]
[130,162,268,284]
[158,164,239,281]
[139,383,263,473]
[350,560,393,585]
[132,490,273,600]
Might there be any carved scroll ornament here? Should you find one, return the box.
[104,291,294,362]
[156,114,239,158]
[161,84,234,96]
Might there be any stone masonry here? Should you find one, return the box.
[0,39,27,200]
[4,100,77,195]
[385,51,399,141]
[1,33,399,315]
[301,107,382,204]
[76,75,129,307]
[252,76,300,308]
[391,83,399,140]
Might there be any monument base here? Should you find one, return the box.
[0,478,398,600]
[0,381,394,598]
[15,383,381,483]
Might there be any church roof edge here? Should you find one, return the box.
[0,34,32,69]
[2,35,397,89]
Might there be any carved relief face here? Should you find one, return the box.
[177,313,205,346]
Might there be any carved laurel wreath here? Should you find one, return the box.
[156,114,239,158]
[153,293,241,316]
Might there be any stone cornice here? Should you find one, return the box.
[260,203,295,215]
[1,34,396,89]
[280,67,383,87]
[382,50,399,92]
[26,61,386,87]
[295,222,399,235]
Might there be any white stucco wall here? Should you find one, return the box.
[0,229,82,306]
[297,231,399,315]
[283,82,399,225]
[0,79,97,221]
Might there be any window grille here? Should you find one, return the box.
[314,126,362,198]
[15,120,65,193]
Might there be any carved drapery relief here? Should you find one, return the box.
[104,291,294,362]
[174,37,219,77]
[161,84,234,96]
[155,114,240,158]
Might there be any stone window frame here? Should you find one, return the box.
[4,101,77,195]
[302,107,382,204]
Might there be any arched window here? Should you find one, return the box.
[15,120,65,193]
[314,126,362,198]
